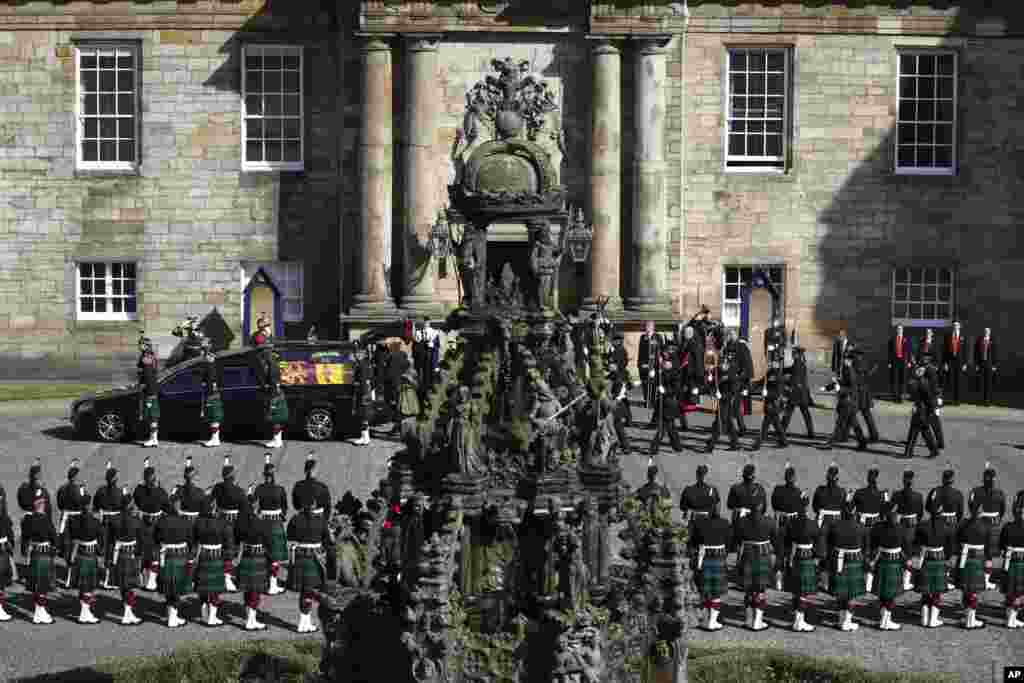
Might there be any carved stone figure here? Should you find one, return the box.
[448,386,484,475]
[454,226,487,308]
[584,408,618,468]
[527,374,564,473]
[556,524,589,611]
[529,219,565,311]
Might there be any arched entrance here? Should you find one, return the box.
[243,267,284,343]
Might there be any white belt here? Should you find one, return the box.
[1007,547,1024,554]
[834,547,860,574]
[743,540,771,546]
[959,543,985,569]
[29,541,51,550]
[777,512,799,518]
[141,510,163,520]
[817,509,841,528]
[879,546,903,554]
[159,542,188,569]
[922,546,946,558]
[243,543,264,554]
[99,510,121,518]
[289,542,323,566]
[697,544,726,570]
[259,509,283,520]
[112,539,136,566]
[200,544,222,551]
[1005,547,1024,563]
[294,543,322,549]
[311,507,325,516]
[220,509,240,517]
[70,540,98,567]
[181,511,199,518]
[58,510,82,535]
[790,542,813,563]
[859,512,879,522]
[688,510,710,518]
[736,507,751,519]
[939,512,957,518]
[978,511,999,519]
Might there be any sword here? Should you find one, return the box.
[66,540,80,587]
[543,392,589,423]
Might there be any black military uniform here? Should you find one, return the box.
[21,492,59,623]
[781,346,814,439]
[108,489,144,599]
[929,467,965,529]
[734,504,775,629]
[904,358,941,459]
[133,463,169,589]
[354,347,374,443]
[94,465,125,587]
[827,503,867,625]
[177,459,205,530]
[56,463,88,563]
[850,353,880,443]
[891,471,925,561]
[852,468,885,587]
[192,499,232,623]
[727,466,767,553]
[137,336,160,447]
[752,362,787,450]
[784,497,822,630]
[914,500,956,626]
[66,502,104,623]
[690,508,732,631]
[706,350,742,452]
[235,508,275,629]
[956,512,992,628]
[292,455,331,518]
[638,326,663,409]
[152,499,194,625]
[635,465,671,513]
[607,374,633,452]
[770,465,804,582]
[649,347,684,454]
[824,349,868,451]
[924,358,946,450]
[969,466,1007,561]
[252,457,289,594]
[286,504,333,632]
[17,463,52,522]
[731,338,754,435]
[211,461,248,592]
[870,506,909,629]
[999,495,1024,628]
[680,465,720,534]
[812,466,847,564]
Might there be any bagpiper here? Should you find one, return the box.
[751,358,788,451]
[199,337,225,448]
[914,490,956,628]
[734,499,774,631]
[771,463,804,591]
[251,453,288,595]
[969,462,1006,589]
[292,452,331,519]
[352,343,373,447]
[999,491,1024,629]
[134,458,169,592]
[56,458,88,570]
[890,471,924,591]
[65,492,104,624]
[812,464,846,577]
[256,341,289,448]
[236,502,275,631]
[0,504,13,621]
[154,489,194,628]
[193,496,231,626]
[21,488,58,624]
[108,486,144,625]
[177,457,204,530]
[679,464,720,537]
[17,459,52,522]
[136,332,161,448]
[956,501,993,629]
[784,489,820,632]
[94,461,125,589]
[852,465,886,593]
[689,495,731,631]
[870,500,906,630]
[211,455,248,593]
[286,498,332,633]
[827,493,867,631]
[726,464,767,554]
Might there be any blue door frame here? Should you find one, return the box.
[242,267,284,343]
[738,269,780,340]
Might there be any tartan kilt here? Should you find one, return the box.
[875,558,905,602]
[236,554,269,594]
[697,557,725,599]
[193,556,226,595]
[787,557,819,596]
[398,386,420,418]
[267,394,289,424]
[204,395,224,424]
[26,551,55,593]
[268,524,289,563]
[287,555,324,593]
[740,553,773,593]
[141,396,161,422]
[957,557,986,594]
[829,560,866,600]
[70,555,100,592]
[1003,558,1024,596]
[0,551,12,589]
[112,553,141,589]
[159,557,192,598]
[918,559,948,594]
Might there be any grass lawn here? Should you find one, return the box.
[14,638,958,683]
[0,384,111,402]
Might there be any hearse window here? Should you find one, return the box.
[223,365,259,388]
[162,368,202,392]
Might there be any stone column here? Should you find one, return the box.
[626,37,672,312]
[585,38,622,311]
[401,35,442,314]
[352,36,397,315]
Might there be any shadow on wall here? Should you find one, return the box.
[200,1,348,339]
[814,4,1024,382]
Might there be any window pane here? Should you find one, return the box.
[897,145,915,167]
[766,52,784,71]
[283,96,299,116]
[84,117,98,138]
[84,95,97,115]
[749,74,765,95]
[118,141,134,161]
[81,53,97,69]
[117,70,134,92]
[908,303,922,318]
[766,73,784,95]
[283,119,300,139]
[747,98,765,118]
[939,269,951,284]
[938,285,951,301]
[117,54,133,69]
[937,54,954,75]
[82,140,98,161]
[283,141,301,162]
[264,54,281,69]
[266,142,282,162]
[118,118,134,139]
[100,94,115,115]
[245,70,261,94]
[82,71,97,92]
[918,100,934,121]
[765,120,782,134]
[80,279,93,295]
[99,70,115,91]
[897,123,916,144]
[765,135,782,157]
[245,53,262,70]
[924,284,937,300]
[749,51,766,72]
[909,284,922,301]
[937,77,953,99]
[917,124,934,144]
[934,146,952,167]
[264,71,282,92]
[265,119,282,139]
[935,303,949,319]
[894,285,908,300]
[922,303,936,319]
[124,279,136,295]
[730,96,746,118]
[740,267,752,282]
[748,120,764,134]
[728,134,744,156]
[283,54,300,70]
[898,102,917,123]
[918,54,935,75]
[94,298,107,313]
[725,267,738,282]
[111,263,122,277]
[94,279,106,295]
[100,140,116,161]
[729,51,746,71]
[936,100,953,122]
[265,95,281,116]
[80,263,92,277]
[899,77,916,99]
[117,94,134,115]
[725,284,739,300]
[99,54,115,69]
[246,96,263,115]
[893,302,908,318]
[917,146,934,167]
[100,118,117,138]
[246,140,263,162]
[125,298,137,314]
[93,263,105,278]
[246,118,264,139]
[111,298,123,313]
[935,124,952,145]
[124,263,135,278]
[283,70,299,93]
[730,74,747,95]
[766,97,784,119]
[918,77,934,99]
[81,297,94,312]
[748,135,764,156]
[893,269,907,285]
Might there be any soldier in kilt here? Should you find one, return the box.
[94,461,124,589]
[56,459,87,569]
[236,506,274,631]
[21,489,58,624]
[871,501,907,630]
[679,464,720,542]
[827,496,867,631]
[970,463,1007,590]
[914,491,956,628]
[134,459,169,592]
[137,333,161,448]
[784,490,821,632]
[286,500,332,633]
[193,496,231,626]
[252,454,288,595]
[212,456,248,593]
[771,463,804,591]
[688,497,731,631]
[891,470,924,591]
[200,339,225,448]
[1000,491,1024,629]
[352,344,374,446]
[154,495,194,628]
[67,498,104,624]
[0,507,14,621]
[109,488,144,625]
[177,457,204,532]
[734,500,774,631]
[852,466,886,593]
[259,344,289,449]
[956,504,992,629]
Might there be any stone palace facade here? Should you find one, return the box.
[0,1,1021,376]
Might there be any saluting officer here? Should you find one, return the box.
[891,470,925,591]
[211,456,248,593]
[177,457,205,531]
[771,463,804,591]
[852,465,886,593]
[108,486,145,625]
[199,338,225,448]
[95,462,125,589]
[287,499,332,633]
[292,452,331,519]
[56,459,88,567]
[153,492,193,628]
[969,463,1006,590]
[17,459,52,522]
[251,453,288,595]
[65,492,103,624]
[134,458,169,592]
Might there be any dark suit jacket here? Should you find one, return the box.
[831,337,850,375]
[638,333,664,368]
[888,335,912,364]
[915,337,936,364]
[974,336,997,366]
[736,341,753,385]
[943,333,967,366]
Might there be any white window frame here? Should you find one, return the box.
[75,261,139,321]
[241,44,304,172]
[891,266,954,328]
[243,261,304,322]
[894,49,958,176]
[75,44,141,172]
[723,46,791,173]
[721,266,785,329]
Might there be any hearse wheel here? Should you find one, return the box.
[305,408,335,441]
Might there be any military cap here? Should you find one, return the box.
[222,456,234,479]
[263,453,275,477]
[304,451,317,473]
[67,458,81,480]
[143,457,155,480]
[784,461,796,481]
[696,464,709,478]
[984,462,996,479]
[105,460,117,481]
[826,463,839,479]
[29,458,41,478]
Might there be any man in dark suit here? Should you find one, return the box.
[942,321,968,405]
[973,327,997,406]
[916,328,937,367]
[831,328,850,380]
[888,324,911,402]
[638,321,663,411]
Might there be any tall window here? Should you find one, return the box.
[243,262,304,322]
[242,45,304,171]
[722,266,784,329]
[77,262,138,321]
[895,51,957,175]
[76,45,139,170]
[892,267,954,326]
[725,47,790,171]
